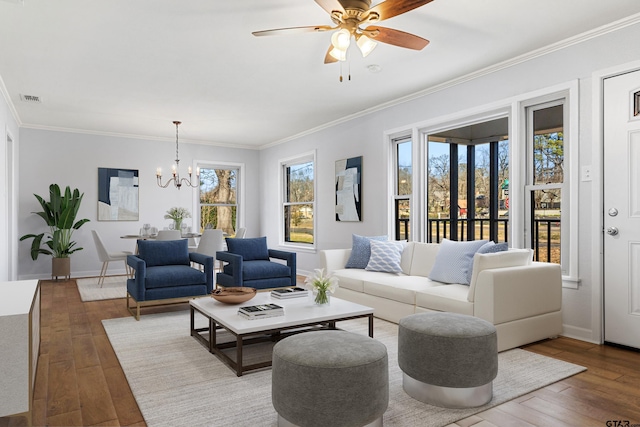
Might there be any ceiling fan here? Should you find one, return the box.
[252,0,433,63]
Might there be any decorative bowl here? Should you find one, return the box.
[211,287,257,304]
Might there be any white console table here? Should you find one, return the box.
[0,280,40,426]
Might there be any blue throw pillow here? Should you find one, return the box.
[365,240,406,274]
[345,234,388,269]
[465,241,509,284]
[138,239,190,267]
[428,239,489,285]
[226,237,269,261]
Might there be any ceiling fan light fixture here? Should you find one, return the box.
[331,28,351,50]
[329,46,348,61]
[356,34,377,57]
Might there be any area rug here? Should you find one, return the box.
[103,311,586,427]
[76,275,127,301]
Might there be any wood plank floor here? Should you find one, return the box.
[2,278,640,427]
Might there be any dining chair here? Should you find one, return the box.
[156,230,182,240]
[235,227,246,238]
[195,229,225,271]
[92,230,132,287]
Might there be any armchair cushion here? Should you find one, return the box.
[137,239,190,267]
[144,265,207,289]
[223,260,291,281]
[226,237,269,261]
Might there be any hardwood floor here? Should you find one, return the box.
[2,278,640,427]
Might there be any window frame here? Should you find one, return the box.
[393,136,412,241]
[194,161,244,234]
[517,84,579,285]
[279,150,316,251]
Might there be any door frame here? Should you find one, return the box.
[591,60,640,344]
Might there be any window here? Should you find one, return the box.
[198,165,239,235]
[393,138,412,240]
[425,118,509,243]
[281,153,315,246]
[525,101,565,267]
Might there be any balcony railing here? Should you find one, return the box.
[392,217,560,264]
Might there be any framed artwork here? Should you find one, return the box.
[98,167,139,221]
[335,156,362,221]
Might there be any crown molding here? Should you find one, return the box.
[0,74,21,127]
[260,12,640,150]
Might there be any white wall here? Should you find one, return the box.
[259,22,640,344]
[0,81,19,281]
[17,128,260,279]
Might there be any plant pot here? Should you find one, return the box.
[52,257,70,281]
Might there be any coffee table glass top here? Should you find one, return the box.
[190,292,373,335]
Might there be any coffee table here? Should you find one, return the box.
[190,292,374,376]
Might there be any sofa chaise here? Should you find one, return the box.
[321,238,563,351]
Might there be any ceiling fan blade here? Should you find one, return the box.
[367,0,434,22]
[324,45,339,64]
[364,26,429,50]
[315,0,346,16]
[252,25,333,37]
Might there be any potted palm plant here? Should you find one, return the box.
[20,184,90,279]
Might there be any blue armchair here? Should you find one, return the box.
[127,239,214,320]
[216,237,296,290]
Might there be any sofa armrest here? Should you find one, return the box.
[472,262,562,325]
[268,249,297,286]
[127,254,146,300]
[190,252,215,292]
[216,251,243,286]
[321,249,352,273]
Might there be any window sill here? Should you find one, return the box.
[562,276,580,289]
[279,243,316,254]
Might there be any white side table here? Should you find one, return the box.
[0,280,40,426]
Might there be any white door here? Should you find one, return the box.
[604,69,640,349]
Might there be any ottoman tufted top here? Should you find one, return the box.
[273,330,387,368]
[400,312,496,339]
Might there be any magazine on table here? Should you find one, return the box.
[271,287,309,299]
[238,303,284,318]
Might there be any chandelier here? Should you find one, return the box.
[156,121,200,190]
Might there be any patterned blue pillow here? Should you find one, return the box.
[428,239,489,285]
[465,241,509,284]
[365,240,406,274]
[345,234,388,269]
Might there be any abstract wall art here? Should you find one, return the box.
[98,167,139,221]
[335,156,362,222]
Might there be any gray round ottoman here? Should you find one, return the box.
[272,330,388,427]
[398,312,498,408]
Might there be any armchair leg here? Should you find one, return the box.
[126,293,141,321]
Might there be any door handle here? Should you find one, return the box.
[606,226,619,236]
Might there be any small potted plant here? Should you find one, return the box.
[164,206,191,231]
[20,184,90,279]
[304,268,339,305]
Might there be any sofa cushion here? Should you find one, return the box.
[364,275,439,305]
[226,237,269,261]
[345,234,387,269]
[406,242,440,277]
[465,241,509,284]
[415,284,474,316]
[144,265,206,289]
[428,239,489,285]
[366,240,406,274]
[137,239,190,267]
[237,260,292,281]
[331,269,392,293]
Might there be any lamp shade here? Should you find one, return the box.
[331,28,351,50]
[356,34,377,57]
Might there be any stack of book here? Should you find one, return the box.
[271,287,310,299]
[238,303,284,320]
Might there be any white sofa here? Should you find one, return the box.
[321,242,563,351]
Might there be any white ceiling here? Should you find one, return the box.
[1,0,640,149]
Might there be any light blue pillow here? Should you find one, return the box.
[428,239,489,285]
[465,241,509,284]
[365,240,406,274]
[345,234,388,269]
